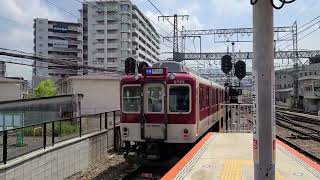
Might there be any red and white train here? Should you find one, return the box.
[120,61,226,159]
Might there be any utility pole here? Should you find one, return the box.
[292,21,299,108]
[159,14,189,61]
[252,0,275,179]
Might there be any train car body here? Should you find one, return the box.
[120,62,225,159]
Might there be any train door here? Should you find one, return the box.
[142,83,167,140]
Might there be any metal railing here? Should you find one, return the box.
[0,110,120,164]
[223,104,254,133]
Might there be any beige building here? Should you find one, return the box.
[57,74,121,114]
[0,78,28,101]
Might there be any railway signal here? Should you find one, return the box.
[221,55,233,74]
[138,62,149,74]
[125,57,136,75]
[235,60,246,80]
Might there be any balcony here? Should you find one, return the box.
[107,23,120,30]
[107,43,120,49]
[94,15,105,21]
[49,54,81,59]
[49,47,82,52]
[95,33,106,39]
[107,62,119,68]
[107,6,119,12]
[107,14,120,21]
[94,43,105,49]
[94,52,105,59]
[107,33,120,40]
[107,52,118,58]
[94,24,105,30]
[48,32,79,38]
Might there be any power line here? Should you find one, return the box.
[146,0,174,27]
[0,48,123,73]
[44,0,79,18]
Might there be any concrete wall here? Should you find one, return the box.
[0,130,114,180]
[0,83,22,101]
[72,79,120,114]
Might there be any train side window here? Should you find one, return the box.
[200,86,204,109]
[206,87,209,107]
[216,89,219,104]
[122,86,141,113]
[168,85,190,113]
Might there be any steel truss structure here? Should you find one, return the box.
[181,50,320,60]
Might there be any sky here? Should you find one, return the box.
[0,0,320,81]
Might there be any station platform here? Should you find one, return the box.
[162,133,320,180]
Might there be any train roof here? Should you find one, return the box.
[153,61,224,89]
[122,61,225,90]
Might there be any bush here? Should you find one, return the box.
[54,121,79,136]
[23,126,43,136]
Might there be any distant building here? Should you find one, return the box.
[33,18,83,86]
[275,63,320,112]
[0,61,5,77]
[0,77,29,101]
[57,74,121,114]
[80,0,160,73]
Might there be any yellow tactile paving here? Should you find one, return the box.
[220,159,284,180]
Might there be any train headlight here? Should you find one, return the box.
[168,73,176,80]
[183,128,189,138]
[133,73,141,80]
[123,127,129,137]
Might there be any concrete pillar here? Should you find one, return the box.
[252,0,275,179]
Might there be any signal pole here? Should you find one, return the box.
[252,0,275,180]
[159,14,189,61]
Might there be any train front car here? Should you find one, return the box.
[120,62,197,160]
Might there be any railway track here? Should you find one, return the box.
[121,156,180,180]
[275,110,320,162]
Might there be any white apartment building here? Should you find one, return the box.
[80,0,160,73]
[33,18,83,85]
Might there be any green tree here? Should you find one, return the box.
[34,79,58,98]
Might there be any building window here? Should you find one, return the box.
[305,72,308,76]
[120,4,129,11]
[121,32,129,40]
[121,24,129,31]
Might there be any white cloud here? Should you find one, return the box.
[0,0,71,80]
[211,0,250,17]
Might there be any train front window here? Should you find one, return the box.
[123,86,141,113]
[169,85,190,113]
[147,86,163,113]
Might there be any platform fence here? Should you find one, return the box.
[223,104,254,133]
[0,110,120,164]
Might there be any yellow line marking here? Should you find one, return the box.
[220,160,283,180]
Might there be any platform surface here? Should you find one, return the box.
[162,133,320,180]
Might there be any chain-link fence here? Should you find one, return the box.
[0,110,120,164]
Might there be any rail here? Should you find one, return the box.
[0,110,120,164]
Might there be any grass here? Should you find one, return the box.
[22,121,80,137]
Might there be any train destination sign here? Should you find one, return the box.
[144,68,166,76]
